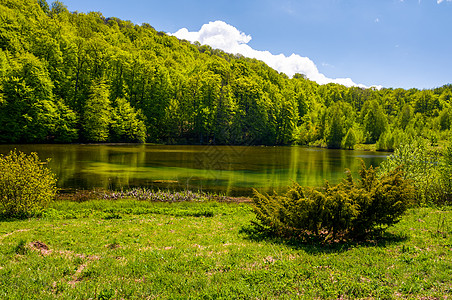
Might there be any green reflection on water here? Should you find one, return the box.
[0,144,389,196]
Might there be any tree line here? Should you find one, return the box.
[1,0,451,148]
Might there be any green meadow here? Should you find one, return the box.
[0,198,451,299]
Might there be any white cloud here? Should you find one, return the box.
[171,21,375,88]
[437,0,452,3]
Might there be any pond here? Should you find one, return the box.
[0,144,389,196]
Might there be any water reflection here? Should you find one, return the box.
[0,144,389,196]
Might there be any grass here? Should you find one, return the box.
[0,197,451,299]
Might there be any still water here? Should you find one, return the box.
[0,144,389,196]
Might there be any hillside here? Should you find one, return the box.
[0,0,451,147]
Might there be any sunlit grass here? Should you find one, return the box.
[0,198,451,299]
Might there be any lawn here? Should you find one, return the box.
[0,198,451,299]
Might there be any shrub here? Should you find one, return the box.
[252,161,414,240]
[0,150,57,217]
[438,141,452,205]
[378,140,448,206]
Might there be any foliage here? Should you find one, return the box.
[378,140,450,205]
[82,80,112,142]
[325,109,344,148]
[110,98,146,143]
[439,141,452,204]
[375,130,394,151]
[343,127,357,149]
[0,0,451,145]
[439,107,452,130]
[0,53,59,142]
[252,162,414,240]
[375,128,409,151]
[363,101,388,143]
[0,150,57,217]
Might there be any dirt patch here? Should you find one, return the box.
[74,253,100,261]
[230,197,252,203]
[30,241,52,255]
[105,243,121,250]
[213,196,252,203]
[31,241,49,250]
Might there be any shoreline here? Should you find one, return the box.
[55,188,254,203]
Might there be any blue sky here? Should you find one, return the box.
[60,0,452,89]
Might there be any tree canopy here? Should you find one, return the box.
[0,0,451,147]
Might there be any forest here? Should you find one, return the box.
[1,0,451,149]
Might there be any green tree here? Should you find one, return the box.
[414,90,440,116]
[110,97,146,143]
[37,0,50,15]
[232,76,271,144]
[376,130,394,151]
[439,107,452,131]
[51,99,79,142]
[0,53,58,142]
[275,86,298,145]
[50,1,68,17]
[398,104,413,130]
[325,109,344,149]
[0,0,450,146]
[343,127,357,150]
[363,101,388,143]
[82,80,112,142]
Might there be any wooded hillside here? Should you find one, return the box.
[1,0,451,147]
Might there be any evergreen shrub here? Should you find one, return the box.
[0,150,57,217]
[252,162,414,240]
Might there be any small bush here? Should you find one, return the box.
[0,150,57,217]
[378,140,450,206]
[252,161,414,241]
[438,141,452,205]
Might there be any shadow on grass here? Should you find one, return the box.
[0,213,33,222]
[239,224,408,255]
